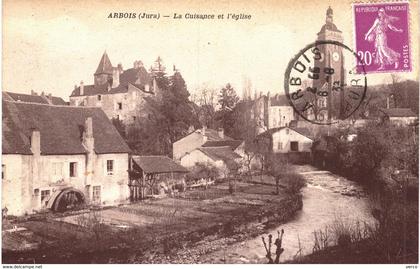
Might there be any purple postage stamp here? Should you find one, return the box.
[353,2,411,73]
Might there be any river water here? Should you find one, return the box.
[200,168,376,263]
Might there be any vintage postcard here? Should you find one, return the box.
[1,0,419,266]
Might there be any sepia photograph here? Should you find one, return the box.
[1,0,419,266]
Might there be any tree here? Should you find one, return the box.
[191,86,218,128]
[229,100,261,176]
[215,83,239,136]
[135,58,198,156]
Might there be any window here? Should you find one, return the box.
[277,142,283,150]
[92,186,101,203]
[69,162,78,177]
[41,190,51,206]
[52,162,63,176]
[2,164,5,180]
[97,95,102,101]
[290,141,299,152]
[117,102,123,110]
[106,160,114,175]
[132,116,136,121]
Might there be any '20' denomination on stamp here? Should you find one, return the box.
[353,2,411,73]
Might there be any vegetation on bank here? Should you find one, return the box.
[308,122,418,263]
[3,174,303,264]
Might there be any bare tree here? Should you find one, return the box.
[191,85,218,128]
[262,229,285,263]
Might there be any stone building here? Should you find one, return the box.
[251,93,296,134]
[173,127,234,162]
[256,126,314,163]
[380,108,418,126]
[2,100,131,216]
[69,52,159,126]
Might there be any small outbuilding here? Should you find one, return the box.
[128,156,189,201]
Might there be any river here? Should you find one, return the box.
[199,167,376,263]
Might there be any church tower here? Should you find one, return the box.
[313,7,345,121]
[94,51,114,87]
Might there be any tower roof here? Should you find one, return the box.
[318,7,341,34]
[95,51,113,75]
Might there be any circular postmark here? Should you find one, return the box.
[285,40,367,125]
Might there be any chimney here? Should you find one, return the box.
[41,91,45,97]
[30,129,41,156]
[30,129,41,193]
[218,128,224,139]
[48,93,52,100]
[112,68,120,88]
[80,81,84,96]
[83,117,95,186]
[117,63,123,73]
[85,117,93,139]
[31,90,37,96]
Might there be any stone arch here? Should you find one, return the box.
[47,187,86,212]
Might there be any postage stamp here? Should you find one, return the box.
[353,2,411,73]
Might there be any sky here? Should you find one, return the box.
[3,0,419,100]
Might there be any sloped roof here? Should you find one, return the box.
[318,23,342,34]
[203,129,234,141]
[132,156,189,174]
[70,82,152,97]
[257,126,314,140]
[48,96,67,106]
[381,108,417,118]
[198,146,241,162]
[202,140,243,150]
[4,92,49,104]
[2,101,130,155]
[95,52,113,75]
[70,68,153,97]
[4,91,67,106]
[119,66,151,86]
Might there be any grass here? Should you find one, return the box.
[3,179,303,264]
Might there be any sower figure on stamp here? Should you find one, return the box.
[364,8,403,70]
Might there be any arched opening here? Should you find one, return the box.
[50,188,86,212]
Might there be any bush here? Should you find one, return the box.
[282,173,306,194]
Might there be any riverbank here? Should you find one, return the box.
[193,167,375,263]
[3,178,303,264]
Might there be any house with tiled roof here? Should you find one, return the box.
[173,126,234,162]
[180,146,242,177]
[256,126,314,163]
[3,91,67,106]
[69,52,159,126]
[174,127,244,176]
[380,108,418,126]
[2,100,131,216]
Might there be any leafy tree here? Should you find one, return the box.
[215,83,239,136]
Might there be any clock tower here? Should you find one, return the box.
[313,7,346,121]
